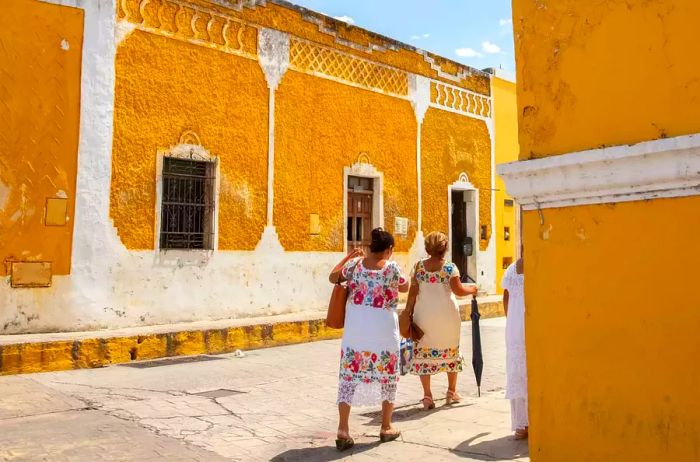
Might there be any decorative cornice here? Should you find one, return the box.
[430,80,492,121]
[118,0,257,59]
[289,37,409,98]
[497,133,700,210]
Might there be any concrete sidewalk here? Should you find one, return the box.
[0,317,527,461]
[0,296,503,376]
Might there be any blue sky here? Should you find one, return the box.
[289,0,515,75]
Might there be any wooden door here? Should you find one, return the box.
[347,191,373,255]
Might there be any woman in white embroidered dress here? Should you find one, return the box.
[502,257,528,439]
[328,228,409,451]
[407,232,478,409]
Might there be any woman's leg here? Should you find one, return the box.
[419,374,432,398]
[447,372,458,394]
[380,400,396,433]
[338,403,351,438]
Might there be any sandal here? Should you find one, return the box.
[335,432,355,451]
[379,429,401,443]
[514,428,529,440]
[446,390,462,405]
[421,396,435,410]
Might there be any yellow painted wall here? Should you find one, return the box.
[523,197,700,461]
[493,77,519,292]
[421,108,492,251]
[275,71,417,252]
[0,0,83,275]
[514,0,700,159]
[110,31,268,250]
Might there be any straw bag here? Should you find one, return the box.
[326,261,357,329]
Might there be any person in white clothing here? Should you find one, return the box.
[502,257,528,440]
[407,232,478,409]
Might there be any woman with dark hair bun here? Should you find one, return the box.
[329,228,409,450]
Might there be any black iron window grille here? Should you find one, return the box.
[160,157,215,250]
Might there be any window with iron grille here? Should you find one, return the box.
[159,157,215,250]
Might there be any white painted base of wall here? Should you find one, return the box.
[0,244,416,334]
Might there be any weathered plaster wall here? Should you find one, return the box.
[111,30,268,250]
[492,76,519,292]
[0,0,501,334]
[275,71,417,252]
[513,0,700,159]
[0,0,83,275]
[421,107,492,249]
[523,197,700,462]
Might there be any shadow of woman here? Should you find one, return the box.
[359,400,475,425]
[270,440,382,462]
[453,433,529,460]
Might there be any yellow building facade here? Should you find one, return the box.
[1,0,515,334]
[499,1,700,460]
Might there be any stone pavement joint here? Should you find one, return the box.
[0,297,503,376]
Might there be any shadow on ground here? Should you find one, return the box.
[453,432,529,460]
[359,400,475,425]
[270,441,382,462]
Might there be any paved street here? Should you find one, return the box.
[0,318,528,461]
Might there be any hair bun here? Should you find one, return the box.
[369,228,394,253]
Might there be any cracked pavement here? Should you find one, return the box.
[0,317,528,461]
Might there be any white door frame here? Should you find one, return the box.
[343,161,384,253]
[447,173,479,283]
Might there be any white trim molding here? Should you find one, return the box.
[343,160,384,253]
[154,132,221,253]
[497,133,700,210]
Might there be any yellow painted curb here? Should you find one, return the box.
[0,301,503,376]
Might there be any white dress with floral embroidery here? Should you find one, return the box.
[409,259,464,376]
[337,259,406,407]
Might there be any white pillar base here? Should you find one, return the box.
[408,230,427,268]
[255,225,285,255]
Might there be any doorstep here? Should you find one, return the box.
[0,296,503,376]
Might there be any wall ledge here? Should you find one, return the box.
[497,133,700,210]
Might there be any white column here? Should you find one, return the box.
[408,74,431,263]
[256,28,289,252]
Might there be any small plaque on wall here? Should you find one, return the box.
[394,217,408,236]
[10,262,52,288]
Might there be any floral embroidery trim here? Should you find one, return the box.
[344,261,402,311]
[339,348,400,384]
[414,260,458,284]
[410,346,464,375]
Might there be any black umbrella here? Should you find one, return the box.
[470,295,484,397]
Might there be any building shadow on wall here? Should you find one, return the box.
[453,432,529,460]
[270,441,381,462]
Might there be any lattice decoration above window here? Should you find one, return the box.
[431,81,492,120]
[118,0,257,58]
[289,38,409,97]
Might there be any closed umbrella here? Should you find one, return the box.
[470,295,484,397]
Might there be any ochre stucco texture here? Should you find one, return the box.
[275,71,418,252]
[492,77,519,291]
[513,0,700,159]
[0,0,83,275]
[421,108,492,251]
[523,197,700,462]
[111,31,268,250]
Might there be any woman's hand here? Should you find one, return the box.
[329,248,365,283]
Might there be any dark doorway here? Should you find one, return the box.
[451,190,474,283]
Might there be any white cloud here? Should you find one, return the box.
[334,15,355,25]
[455,47,483,58]
[499,18,513,26]
[482,41,502,54]
[411,33,431,41]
